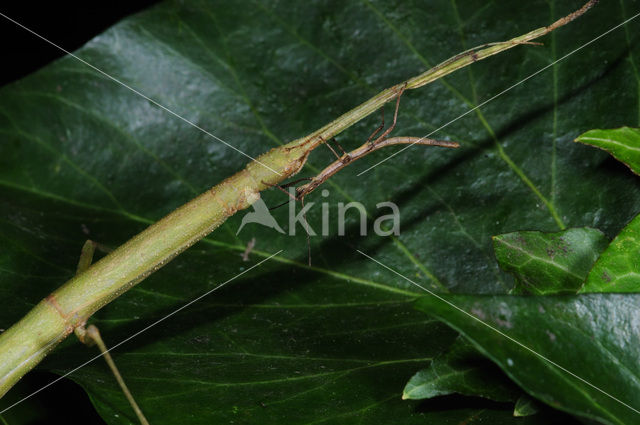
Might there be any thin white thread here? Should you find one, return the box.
[357,249,640,417]
[0,12,282,176]
[0,250,283,414]
[357,10,640,176]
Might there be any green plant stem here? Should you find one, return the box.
[0,1,597,398]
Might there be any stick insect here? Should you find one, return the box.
[0,0,598,402]
[268,83,459,264]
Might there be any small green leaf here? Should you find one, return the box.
[415,294,640,425]
[575,127,640,175]
[403,337,519,402]
[514,394,540,417]
[492,228,609,295]
[582,213,640,293]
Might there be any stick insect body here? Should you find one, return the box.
[0,1,598,399]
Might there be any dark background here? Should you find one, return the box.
[0,2,159,423]
[0,1,159,86]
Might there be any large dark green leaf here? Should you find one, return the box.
[493,227,609,294]
[414,294,640,425]
[0,0,639,424]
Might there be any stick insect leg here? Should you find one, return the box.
[301,197,311,266]
[268,200,288,211]
[83,326,150,425]
[262,178,310,210]
[76,239,96,274]
[365,108,385,145]
[332,138,348,156]
[280,177,313,189]
[73,240,150,425]
[332,138,351,163]
[320,136,342,160]
[261,179,309,201]
[372,82,407,144]
[262,182,312,265]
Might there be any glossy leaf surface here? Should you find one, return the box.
[582,213,640,293]
[1,0,639,423]
[493,227,608,294]
[403,337,519,402]
[415,294,640,425]
[576,127,640,175]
